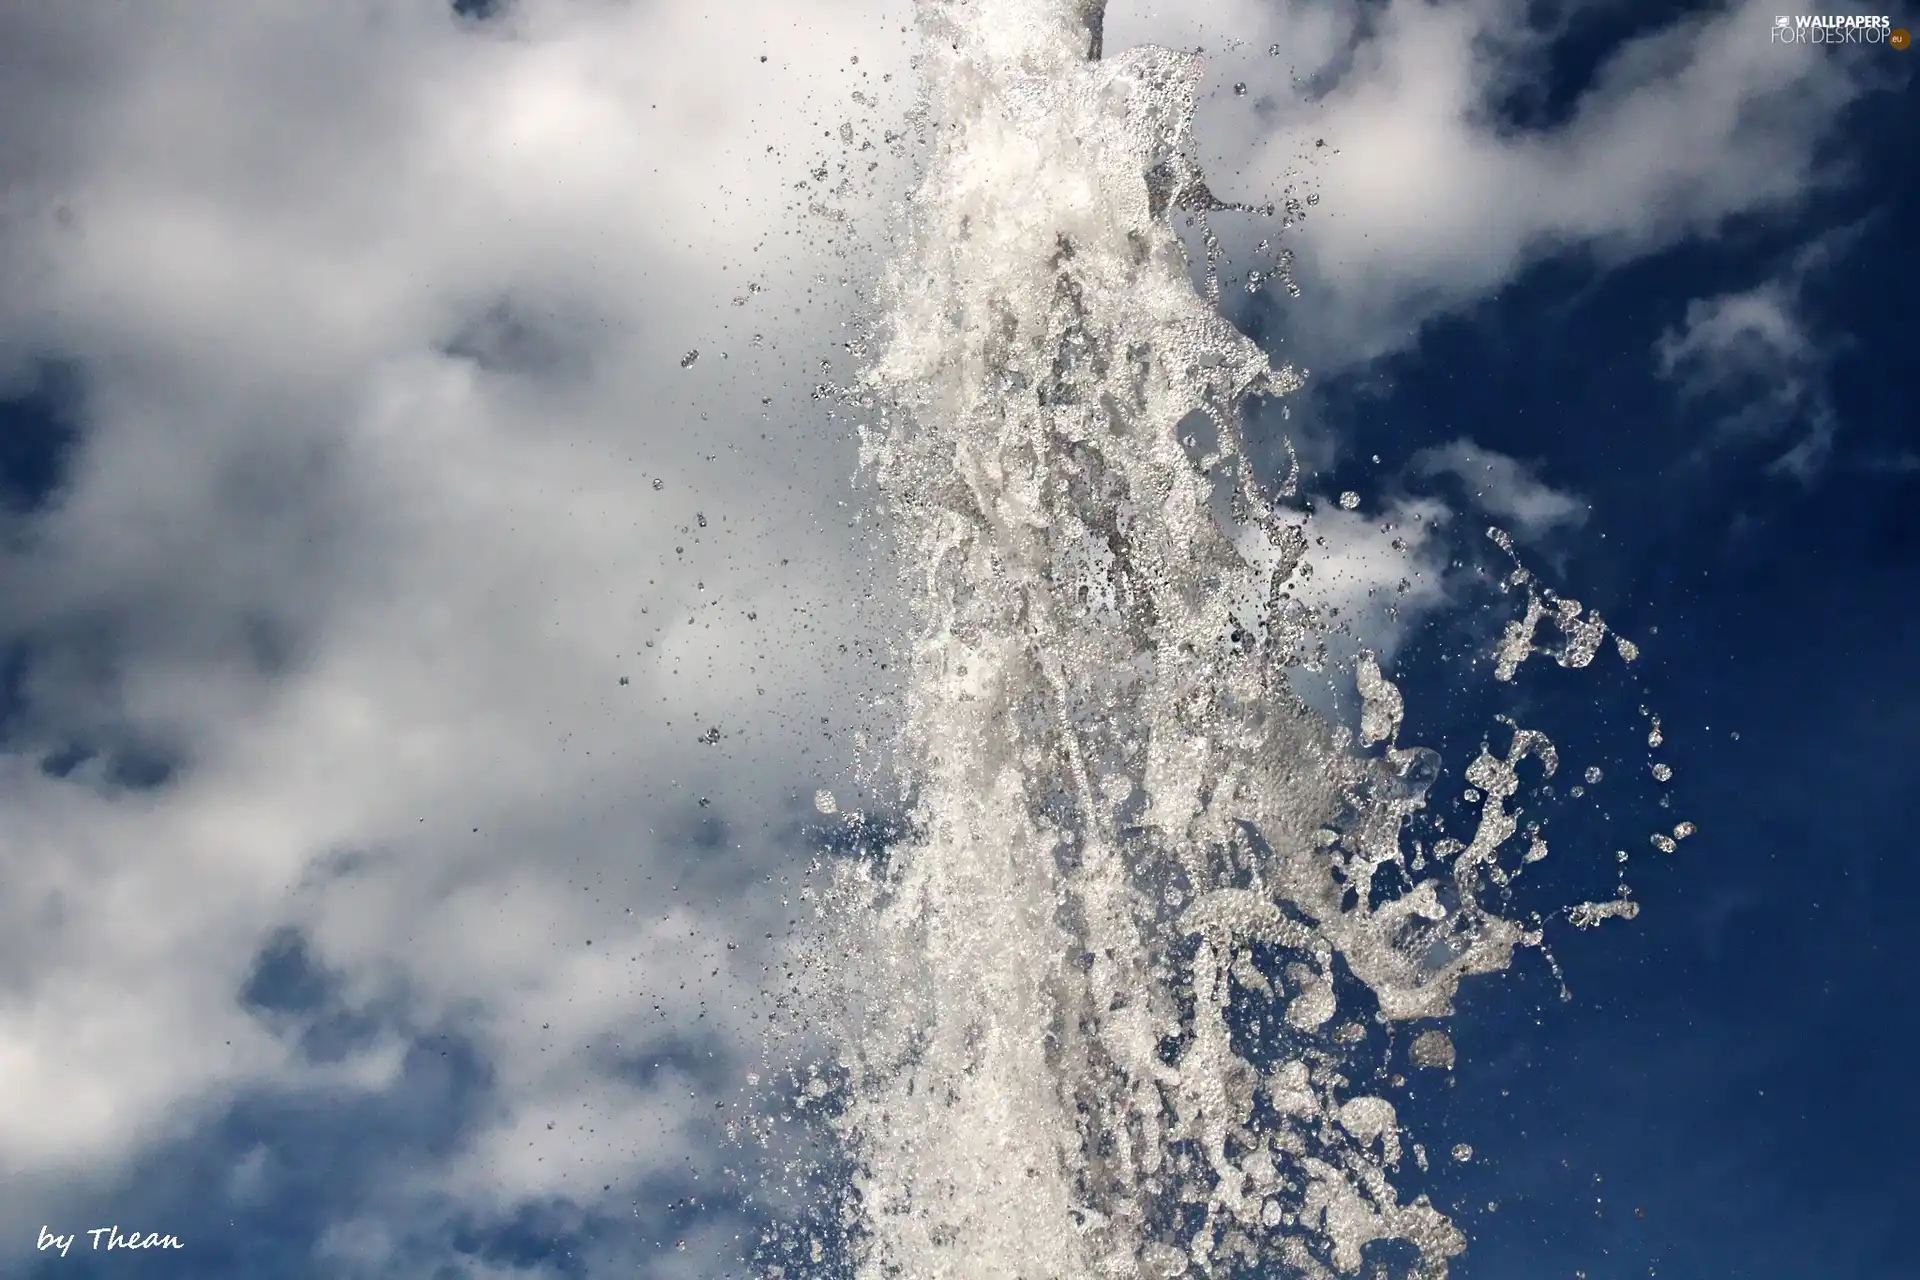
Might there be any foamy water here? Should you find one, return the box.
[769,4,1649,1276]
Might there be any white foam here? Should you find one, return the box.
[809,4,1614,1276]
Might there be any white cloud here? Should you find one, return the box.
[0,0,914,1266]
[1108,0,1874,372]
[1653,232,1854,480]
[1412,438,1586,541]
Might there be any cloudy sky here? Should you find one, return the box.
[2,1,1912,1277]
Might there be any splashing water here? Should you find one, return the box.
[798,3,1631,1276]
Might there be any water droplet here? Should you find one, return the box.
[1584,766,1603,784]
[1452,1144,1473,1162]
[1410,1030,1455,1069]
[1338,491,1360,510]
[1233,82,1247,96]
[1650,833,1676,853]
[696,512,709,528]
[680,350,699,369]
[651,477,665,491]
[1673,821,1696,840]
[1651,763,1672,782]
[814,789,838,814]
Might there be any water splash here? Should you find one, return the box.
[800,4,1630,1276]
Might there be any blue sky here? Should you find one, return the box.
[0,0,1912,1277]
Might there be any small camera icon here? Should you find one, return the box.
[1774,14,1791,27]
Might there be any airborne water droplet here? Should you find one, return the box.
[1338,490,1361,510]
[680,350,699,368]
[1410,1030,1456,1070]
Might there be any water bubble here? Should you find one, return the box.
[1584,766,1603,784]
[1338,490,1360,510]
[813,790,837,815]
[1651,763,1672,782]
[696,512,709,528]
[651,478,665,491]
[679,350,699,368]
[1452,1144,1473,1162]
[1651,833,1677,853]
[1673,821,1697,840]
[1233,82,1247,97]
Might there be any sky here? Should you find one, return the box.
[0,1,1913,1277]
